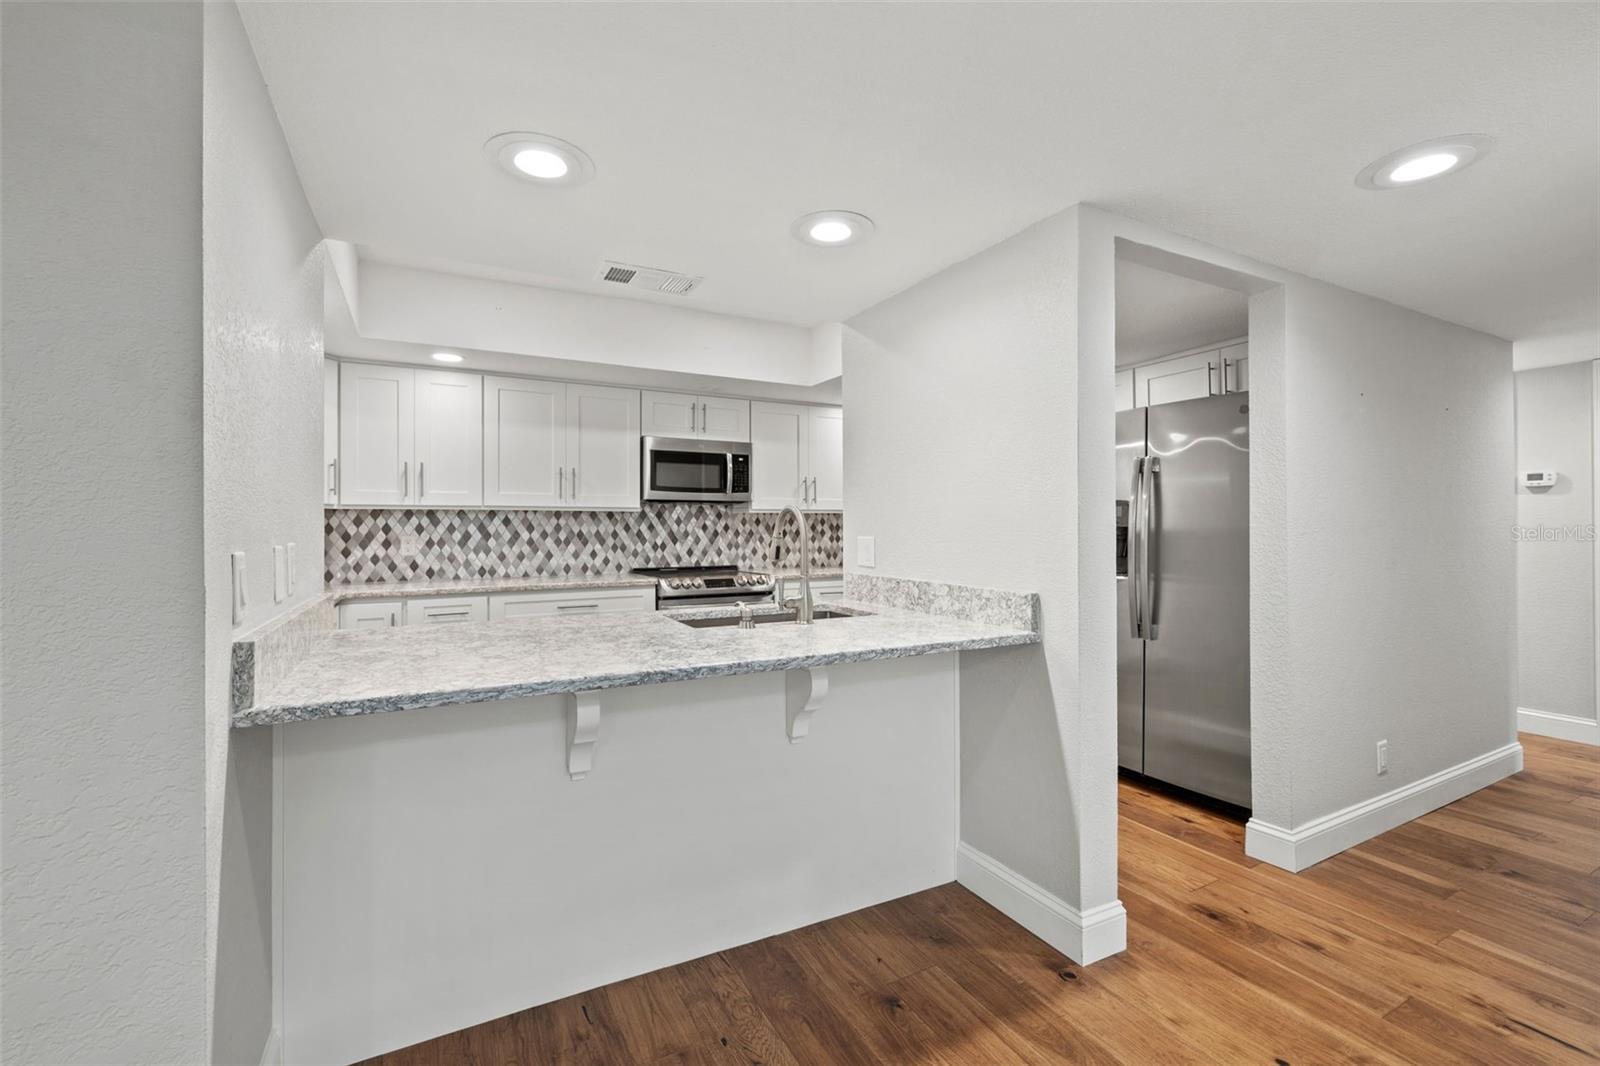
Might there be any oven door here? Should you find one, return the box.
[642,436,751,503]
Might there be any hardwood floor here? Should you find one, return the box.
[366,734,1598,1065]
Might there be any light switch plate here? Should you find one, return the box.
[231,551,247,624]
[857,535,877,568]
[273,545,287,603]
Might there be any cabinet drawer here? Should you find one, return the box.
[488,587,654,619]
[337,599,403,630]
[403,595,489,625]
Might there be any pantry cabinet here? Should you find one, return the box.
[749,402,843,512]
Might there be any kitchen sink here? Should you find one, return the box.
[672,605,867,628]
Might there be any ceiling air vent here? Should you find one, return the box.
[596,260,702,296]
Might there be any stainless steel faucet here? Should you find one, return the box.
[774,505,814,625]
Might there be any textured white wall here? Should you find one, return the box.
[1515,362,1596,728]
[358,262,819,384]
[845,209,1122,918]
[202,2,327,1061]
[1,4,207,1061]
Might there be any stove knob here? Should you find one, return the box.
[667,579,682,589]
[693,577,706,588]
[736,575,748,586]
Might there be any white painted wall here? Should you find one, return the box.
[203,3,328,1061]
[1513,329,1599,372]
[844,208,1125,950]
[1515,362,1598,743]
[357,261,821,385]
[277,660,958,1064]
[1,4,207,1061]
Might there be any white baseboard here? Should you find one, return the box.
[1517,707,1600,746]
[955,843,1126,965]
[258,1028,282,1066]
[1245,741,1523,872]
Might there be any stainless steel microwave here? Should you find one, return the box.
[641,436,752,504]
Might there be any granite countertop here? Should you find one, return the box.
[328,574,659,602]
[233,598,1036,728]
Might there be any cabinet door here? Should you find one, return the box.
[1220,343,1249,393]
[338,363,414,506]
[403,595,489,625]
[1134,349,1217,408]
[1114,368,1135,412]
[324,361,340,505]
[807,406,844,511]
[566,384,641,509]
[489,587,654,619]
[414,369,483,507]
[699,396,751,441]
[337,599,402,630]
[640,390,698,438]
[483,376,566,507]
[750,401,807,511]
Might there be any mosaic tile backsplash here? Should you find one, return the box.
[325,506,844,584]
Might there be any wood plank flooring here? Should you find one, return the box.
[366,734,1598,1065]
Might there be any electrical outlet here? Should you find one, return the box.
[857,535,877,568]
[273,545,288,603]
[399,532,422,556]
[1376,739,1389,776]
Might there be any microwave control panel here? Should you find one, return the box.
[730,453,750,494]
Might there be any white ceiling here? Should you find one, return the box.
[1116,260,1248,367]
[240,2,1597,340]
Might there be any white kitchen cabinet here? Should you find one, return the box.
[324,360,340,505]
[337,599,403,630]
[806,406,844,511]
[414,369,483,507]
[1221,342,1249,393]
[1114,368,1135,413]
[750,401,808,511]
[778,577,844,603]
[338,362,415,506]
[750,402,843,512]
[488,586,653,619]
[566,383,641,509]
[403,595,489,625]
[483,376,565,508]
[641,390,751,441]
[1134,348,1218,408]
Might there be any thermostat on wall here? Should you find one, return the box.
[1522,471,1558,489]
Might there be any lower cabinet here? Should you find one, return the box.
[777,577,844,603]
[488,587,654,619]
[404,595,489,625]
[337,599,403,630]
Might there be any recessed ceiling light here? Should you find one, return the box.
[792,210,875,247]
[1356,135,1491,190]
[431,351,464,363]
[484,132,595,187]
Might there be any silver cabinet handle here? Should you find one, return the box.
[327,461,337,496]
[801,478,809,507]
[571,467,578,500]
[1128,457,1144,639]
[701,402,707,433]
[1222,359,1232,393]
[1207,362,1217,396]
[556,603,599,612]
[690,403,697,433]
[401,461,409,499]
[389,610,398,627]
[419,461,425,500]
[559,467,565,501]
[428,610,471,619]
[811,477,819,506]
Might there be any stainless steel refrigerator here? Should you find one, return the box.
[1116,391,1250,808]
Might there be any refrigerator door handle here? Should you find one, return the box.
[1143,456,1159,640]
[1129,457,1144,639]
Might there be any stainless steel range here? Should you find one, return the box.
[631,565,775,609]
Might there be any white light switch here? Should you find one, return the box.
[231,552,248,624]
[857,535,877,568]
[273,545,288,603]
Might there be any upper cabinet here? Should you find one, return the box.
[338,363,481,508]
[338,362,415,507]
[483,377,640,510]
[415,369,483,507]
[641,389,750,441]
[750,401,843,512]
[1123,339,1248,411]
[324,360,340,505]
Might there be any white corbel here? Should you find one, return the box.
[785,666,829,743]
[567,691,601,779]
